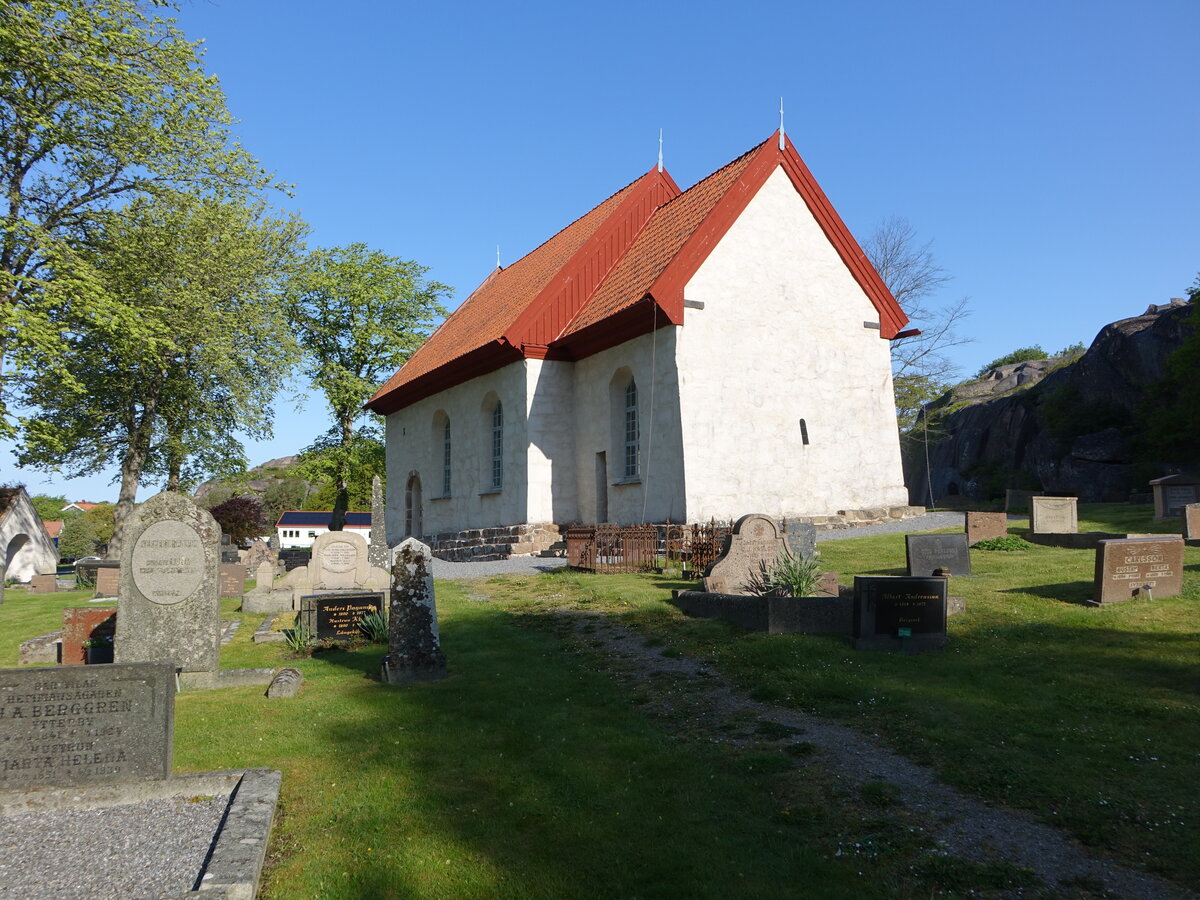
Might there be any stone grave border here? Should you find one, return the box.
[0,767,280,899]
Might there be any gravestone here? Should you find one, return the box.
[1149,474,1200,518]
[219,564,246,598]
[965,511,1007,545]
[255,560,275,590]
[781,521,817,562]
[243,539,277,573]
[906,533,971,576]
[115,491,219,675]
[383,538,447,684]
[1093,537,1185,604]
[1005,489,1043,512]
[0,662,173,790]
[219,533,240,565]
[852,576,948,652]
[30,574,57,594]
[1030,496,1078,534]
[299,592,384,641]
[266,667,303,699]
[368,475,388,571]
[60,607,117,666]
[278,548,310,571]
[1185,503,1200,541]
[703,514,788,594]
[310,530,369,590]
[94,562,121,598]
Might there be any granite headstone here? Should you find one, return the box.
[1030,496,1078,534]
[965,511,1008,545]
[906,533,971,576]
[1184,503,1200,541]
[1093,537,1184,604]
[852,576,948,652]
[300,592,384,641]
[114,491,219,674]
[219,564,246,598]
[703,514,788,594]
[0,662,173,790]
[368,475,388,571]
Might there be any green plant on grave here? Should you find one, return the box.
[744,548,822,597]
[82,634,114,648]
[972,536,1032,552]
[284,622,315,655]
[358,609,388,643]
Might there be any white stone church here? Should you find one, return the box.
[367,132,912,554]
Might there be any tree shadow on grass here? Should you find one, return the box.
[1001,581,1094,605]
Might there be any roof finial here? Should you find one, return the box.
[779,97,785,150]
[657,128,664,173]
[496,244,501,269]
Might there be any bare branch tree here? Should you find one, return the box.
[863,216,972,429]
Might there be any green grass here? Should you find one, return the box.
[2,502,1196,896]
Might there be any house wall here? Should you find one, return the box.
[383,361,530,545]
[276,525,372,550]
[570,329,687,525]
[525,359,579,524]
[1,492,59,582]
[675,166,909,520]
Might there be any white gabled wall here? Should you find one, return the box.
[1,491,59,581]
[383,360,529,545]
[675,166,909,520]
[525,359,578,524]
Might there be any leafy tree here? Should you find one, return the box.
[16,192,304,557]
[262,476,310,526]
[209,496,267,543]
[29,493,66,520]
[286,244,449,528]
[0,0,283,434]
[296,427,385,515]
[863,217,971,431]
[975,346,1047,378]
[56,502,114,559]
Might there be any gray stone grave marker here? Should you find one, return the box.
[852,576,948,652]
[1094,537,1184,604]
[383,538,446,684]
[965,511,1007,545]
[1184,503,1200,541]
[1030,496,1078,534]
[115,491,219,675]
[368,475,388,571]
[219,563,245,598]
[905,533,971,576]
[0,662,173,790]
[310,530,369,591]
[703,514,787,594]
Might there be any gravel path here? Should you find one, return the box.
[0,794,229,899]
[548,612,1193,899]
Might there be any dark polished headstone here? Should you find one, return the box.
[852,576,948,652]
[905,533,971,576]
[299,592,384,641]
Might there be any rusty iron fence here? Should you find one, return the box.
[566,520,732,577]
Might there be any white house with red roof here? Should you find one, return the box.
[367,132,911,555]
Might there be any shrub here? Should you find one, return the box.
[745,548,822,596]
[284,622,315,655]
[972,535,1032,552]
[359,609,388,643]
[975,345,1047,378]
[209,497,267,543]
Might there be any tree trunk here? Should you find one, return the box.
[329,412,355,532]
[107,390,160,559]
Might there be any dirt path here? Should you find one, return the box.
[547,609,1193,900]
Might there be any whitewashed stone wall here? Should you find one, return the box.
[675,166,909,520]
[383,361,530,545]
[1,490,59,582]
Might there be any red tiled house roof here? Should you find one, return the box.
[368,132,907,414]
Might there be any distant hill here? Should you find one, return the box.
[904,299,1195,504]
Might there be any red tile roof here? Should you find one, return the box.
[368,132,907,414]
[42,520,64,539]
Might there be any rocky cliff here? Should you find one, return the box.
[904,300,1195,504]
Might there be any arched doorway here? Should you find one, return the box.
[405,473,423,538]
[5,533,30,571]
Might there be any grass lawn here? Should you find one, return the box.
[1,503,1196,897]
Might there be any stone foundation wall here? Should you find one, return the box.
[791,505,926,531]
[426,523,566,561]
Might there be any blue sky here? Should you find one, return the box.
[5,0,1197,503]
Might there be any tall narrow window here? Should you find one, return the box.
[442,419,452,496]
[623,379,639,478]
[491,402,504,489]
